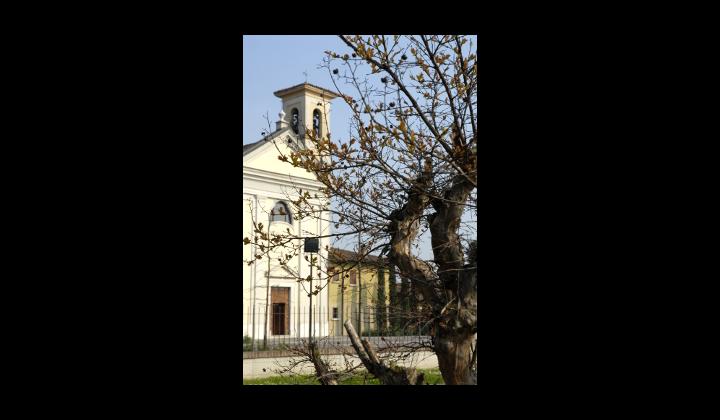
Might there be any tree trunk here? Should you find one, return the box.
[344,320,425,385]
[308,342,339,385]
[386,171,477,385]
[434,328,477,385]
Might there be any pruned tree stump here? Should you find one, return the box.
[344,320,425,385]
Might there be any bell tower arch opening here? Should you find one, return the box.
[273,83,339,148]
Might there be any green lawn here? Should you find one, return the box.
[243,369,444,385]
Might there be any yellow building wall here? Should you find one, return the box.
[326,263,391,336]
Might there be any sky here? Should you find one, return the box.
[243,35,352,144]
[243,36,476,262]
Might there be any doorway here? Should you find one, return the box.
[271,287,290,335]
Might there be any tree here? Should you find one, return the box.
[388,264,400,332]
[399,272,410,330]
[244,35,477,384]
[376,267,387,335]
[343,320,424,385]
[467,240,477,265]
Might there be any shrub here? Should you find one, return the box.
[243,335,253,351]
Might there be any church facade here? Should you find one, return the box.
[243,83,338,342]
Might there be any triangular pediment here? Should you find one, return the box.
[243,130,317,181]
[268,257,300,279]
[243,127,295,160]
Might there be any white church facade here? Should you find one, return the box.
[243,83,338,342]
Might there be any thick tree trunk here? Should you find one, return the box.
[434,328,477,385]
[430,267,477,385]
[387,171,477,385]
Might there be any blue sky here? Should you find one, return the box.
[243,36,476,262]
[243,35,353,144]
[244,35,390,257]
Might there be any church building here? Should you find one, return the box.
[243,83,338,343]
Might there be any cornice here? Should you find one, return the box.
[243,167,324,190]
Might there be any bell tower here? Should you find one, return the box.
[274,83,339,147]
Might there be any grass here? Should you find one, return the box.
[243,369,445,385]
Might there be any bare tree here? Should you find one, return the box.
[273,339,353,385]
[344,320,425,385]
[244,35,477,384]
[273,334,433,385]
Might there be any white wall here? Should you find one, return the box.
[244,85,335,341]
[243,146,329,340]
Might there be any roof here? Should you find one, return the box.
[328,247,388,266]
[242,139,264,156]
[243,127,295,156]
[273,83,340,99]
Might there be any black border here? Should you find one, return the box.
[21,5,675,410]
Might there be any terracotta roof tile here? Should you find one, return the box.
[328,247,387,266]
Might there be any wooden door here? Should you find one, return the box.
[271,287,290,335]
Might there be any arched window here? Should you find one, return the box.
[313,109,321,137]
[291,109,299,134]
[271,201,292,223]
